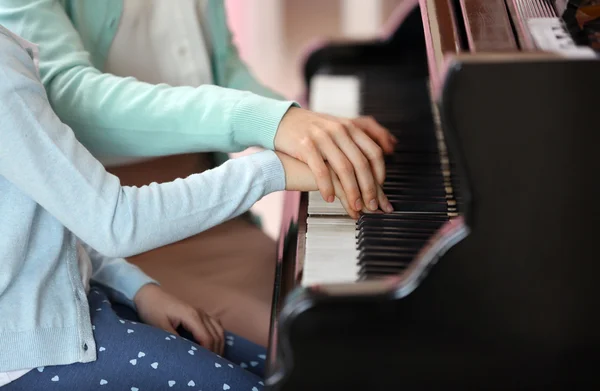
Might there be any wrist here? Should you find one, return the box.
[233,95,299,150]
[133,282,161,308]
[274,106,304,152]
[275,151,317,191]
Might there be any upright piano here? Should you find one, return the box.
[266,1,600,389]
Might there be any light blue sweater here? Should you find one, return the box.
[0,27,286,372]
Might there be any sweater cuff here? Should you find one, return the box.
[250,150,286,194]
[92,260,159,309]
[116,264,159,305]
[232,94,300,150]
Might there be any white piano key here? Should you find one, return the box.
[307,190,348,215]
[302,216,359,286]
[301,74,363,287]
[527,18,597,58]
[309,75,361,118]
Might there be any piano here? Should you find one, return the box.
[266,1,600,389]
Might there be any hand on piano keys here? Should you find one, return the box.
[299,68,458,286]
[274,106,397,214]
[275,151,392,220]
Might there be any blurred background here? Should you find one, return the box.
[227,0,403,239]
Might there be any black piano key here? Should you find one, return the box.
[382,186,446,198]
[358,214,448,227]
[386,169,442,176]
[358,230,432,240]
[337,65,462,281]
[358,251,416,264]
[358,218,445,228]
[358,252,419,264]
[357,228,433,240]
[358,260,413,268]
[385,170,444,180]
[385,153,443,165]
[357,237,426,251]
[388,200,448,213]
[384,177,445,188]
[386,197,448,205]
[384,188,445,198]
[358,265,409,276]
[358,246,422,256]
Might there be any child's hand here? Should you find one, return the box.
[276,152,393,219]
[134,284,224,354]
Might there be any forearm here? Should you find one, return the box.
[0,0,296,155]
[0,32,285,259]
[98,151,284,257]
[275,151,319,191]
[48,69,295,155]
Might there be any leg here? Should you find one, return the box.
[113,302,268,378]
[5,288,265,391]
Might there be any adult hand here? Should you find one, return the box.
[274,107,396,212]
[134,284,224,355]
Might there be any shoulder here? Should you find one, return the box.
[0,26,38,64]
[0,26,41,86]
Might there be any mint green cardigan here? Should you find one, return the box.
[0,0,296,165]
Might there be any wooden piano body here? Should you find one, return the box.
[266,1,600,389]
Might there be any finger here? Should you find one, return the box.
[352,116,396,154]
[377,185,393,213]
[180,311,214,352]
[329,122,379,211]
[199,314,217,353]
[201,313,221,354]
[207,316,225,355]
[348,126,386,186]
[316,127,363,211]
[300,137,335,202]
[159,319,179,336]
[330,167,359,219]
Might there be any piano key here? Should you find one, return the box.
[302,64,459,286]
[388,200,449,213]
[302,216,359,286]
[309,74,361,118]
[358,265,407,277]
[307,190,347,215]
[358,260,413,270]
[358,213,448,225]
[358,230,436,240]
[382,186,446,197]
[357,236,428,249]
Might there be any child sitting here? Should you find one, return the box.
[0,25,388,390]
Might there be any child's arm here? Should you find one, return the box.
[0,30,287,259]
[80,241,158,308]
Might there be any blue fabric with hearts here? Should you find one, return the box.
[3,287,266,391]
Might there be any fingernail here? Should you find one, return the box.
[327,195,335,203]
[383,202,394,213]
[368,199,377,211]
[390,135,398,143]
[355,199,363,211]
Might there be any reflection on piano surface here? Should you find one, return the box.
[266,1,600,389]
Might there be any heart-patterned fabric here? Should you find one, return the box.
[2,287,266,390]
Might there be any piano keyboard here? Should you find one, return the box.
[302,68,458,286]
